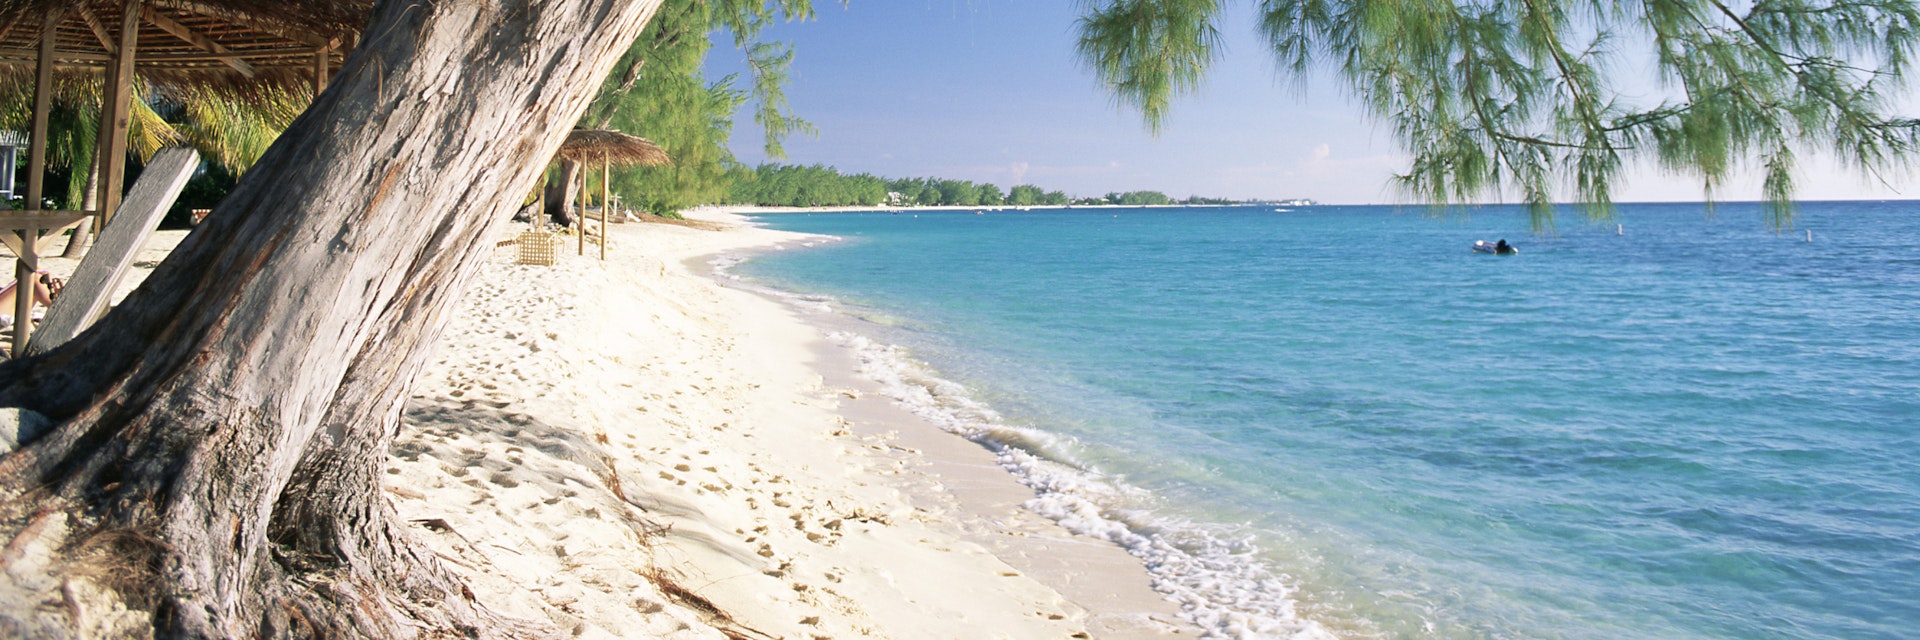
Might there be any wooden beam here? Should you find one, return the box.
[25,149,199,357]
[0,47,112,64]
[77,5,117,55]
[600,154,609,261]
[154,49,322,60]
[0,7,30,46]
[578,164,588,256]
[25,9,59,210]
[12,259,32,352]
[143,5,255,78]
[0,46,336,65]
[0,212,96,229]
[0,205,87,353]
[311,47,328,94]
[0,214,92,256]
[0,231,33,270]
[151,0,333,49]
[97,0,141,228]
[70,48,316,63]
[33,219,90,255]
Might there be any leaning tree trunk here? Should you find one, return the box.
[543,157,583,227]
[0,0,663,637]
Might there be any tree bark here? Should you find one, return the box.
[0,0,664,637]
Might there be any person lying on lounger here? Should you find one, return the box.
[0,271,62,328]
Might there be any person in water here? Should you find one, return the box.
[1495,239,1513,254]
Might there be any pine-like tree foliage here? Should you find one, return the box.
[1078,0,1225,135]
[1080,0,1920,229]
[712,0,822,159]
[584,0,742,216]
[727,163,888,206]
[577,0,832,216]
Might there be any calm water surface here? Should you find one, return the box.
[730,202,1920,639]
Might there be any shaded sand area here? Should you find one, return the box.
[16,212,1195,638]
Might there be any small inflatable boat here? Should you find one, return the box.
[1473,240,1519,255]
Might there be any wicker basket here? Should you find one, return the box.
[514,230,563,266]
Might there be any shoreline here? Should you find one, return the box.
[396,208,1199,638]
[13,211,1201,638]
[693,207,1337,640]
[688,206,1200,637]
[725,203,1237,214]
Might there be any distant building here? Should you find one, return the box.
[0,130,24,201]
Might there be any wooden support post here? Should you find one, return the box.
[0,210,88,354]
[16,9,62,353]
[25,9,58,209]
[600,153,609,261]
[312,47,330,95]
[577,164,587,256]
[12,251,32,353]
[93,76,119,228]
[97,0,142,229]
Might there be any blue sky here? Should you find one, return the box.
[704,1,1916,205]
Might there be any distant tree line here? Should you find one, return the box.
[1079,192,1238,206]
[725,163,1071,207]
[726,163,1237,208]
[723,164,889,207]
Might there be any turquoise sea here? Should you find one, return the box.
[726,202,1920,639]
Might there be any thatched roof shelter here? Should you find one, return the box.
[556,129,671,167]
[0,0,371,354]
[0,0,372,215]
[0,0,369,89]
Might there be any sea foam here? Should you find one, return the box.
[829,330,1338,640]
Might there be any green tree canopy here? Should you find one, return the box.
[1008,184,1045,205]
[978,182,1006,206]
[586,0,743,215]
[729,163,887,206]
[1078,0,1920,229]
[729,166,1104,207]
[574,0,837,216]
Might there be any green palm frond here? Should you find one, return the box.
[130,87,184,162]
[166,85,305,175]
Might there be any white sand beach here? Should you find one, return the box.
[22,209,1195,638]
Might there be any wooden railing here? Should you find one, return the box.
[0,209,96,353]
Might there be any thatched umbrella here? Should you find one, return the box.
[0,0,368,216]
[557,129,671,166]
[0,0,368,352]
[555,129,669,260]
